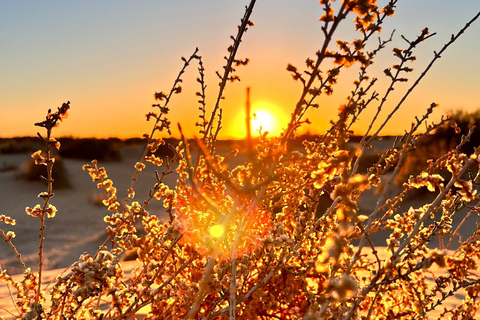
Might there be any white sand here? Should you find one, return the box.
[0,141,479,318]
[0,249,477,319]
[0,145,174,274]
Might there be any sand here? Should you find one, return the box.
[0,145,174,274]
[0,141,479,318]
[0,249,477,319]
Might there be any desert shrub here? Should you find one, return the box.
[58,137,122,162]
[153,138,178,159]
[2,2,480,320]
[396,109,480,188]
[17,156,71,189]
[0,137,42,154]
[433,109,480,155]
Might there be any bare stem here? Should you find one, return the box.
[36,126,53,304]
[368,10,480,145]
[186,258,216,319]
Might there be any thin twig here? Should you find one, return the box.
[447,209,474,249]
[204,0,257,152]
[368,10,480,145]
[0,229,26,271]
[0,263,20,316]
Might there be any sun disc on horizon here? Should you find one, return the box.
[251,110,274,134]
[230,100,288,138]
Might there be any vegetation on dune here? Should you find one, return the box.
[2,1,480,319]
[17,156,72,190]
[58,138,123,162]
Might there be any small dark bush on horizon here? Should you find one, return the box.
[432,109,480,155]
[397,109,480,188]
[17,156,72,189]
[0,137,43,154]
[58,138,122,162]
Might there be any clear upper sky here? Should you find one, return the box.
[1,1,479,139]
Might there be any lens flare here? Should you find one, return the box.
[209,224,225,238]
[175,201,272,259]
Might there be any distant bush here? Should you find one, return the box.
[0,137,42,154]
[58,137,122,162]
[154,138,178,159]
[17,156,72,189]
[396,109,480,188]
[432,109,480,155]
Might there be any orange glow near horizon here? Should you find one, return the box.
[1,2,479,140]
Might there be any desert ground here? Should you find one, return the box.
[0,138,479,318]
[0,143,173,274]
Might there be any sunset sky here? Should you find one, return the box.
[1,1,479,139]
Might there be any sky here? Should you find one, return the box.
[1,1,480,139]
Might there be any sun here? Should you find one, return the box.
[251,110,274,134]
[248,101,288,137]
[228,100,288,138]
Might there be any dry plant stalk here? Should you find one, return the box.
[1,1,480,319]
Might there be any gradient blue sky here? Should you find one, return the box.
[1,1,479,138]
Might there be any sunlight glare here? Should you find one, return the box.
[248,101,287,137]
[252,110,274,134]
[229,100,288,138]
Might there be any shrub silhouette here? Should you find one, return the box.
[397,109,480,188]
[432,109,480,155]
[2,2,480,320]
[58,137,122,162]
[0,137,42,154]
[17,156,72,189]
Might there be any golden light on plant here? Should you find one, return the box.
[3,1,480,319]
[175,191,272,258]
